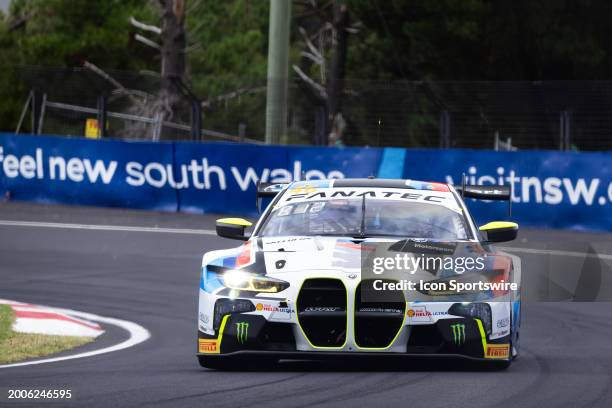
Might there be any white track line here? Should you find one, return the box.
[0,219,216,236]
[0,306,151,369]
[1,219,610,260]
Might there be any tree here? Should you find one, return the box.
[0,0,158,132]
[158,0,186,120]
[293,0,355,145]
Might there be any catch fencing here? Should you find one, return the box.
[5,66,612,150]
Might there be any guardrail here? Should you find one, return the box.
[0,132,610,231]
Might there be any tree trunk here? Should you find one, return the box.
[159,0,186,126]
[326,1,349,143]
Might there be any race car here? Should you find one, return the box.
[197,178,521,369]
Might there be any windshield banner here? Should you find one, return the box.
[0,133,610,232]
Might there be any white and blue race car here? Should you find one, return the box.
[197,178,521,369]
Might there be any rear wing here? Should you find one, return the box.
[256,182,289,212]
[456,174,513,216]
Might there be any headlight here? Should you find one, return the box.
[449,302,492,335]
[221,269,289,293]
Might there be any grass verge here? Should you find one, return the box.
[0,304,93,364]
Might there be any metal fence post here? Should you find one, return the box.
[36,93,47,135]
[559,111,564,151]
[560,110,571,151]
[190,99,202,141]
[15,90,34,135]
[439,110,450,148]
[31,90,39,135]
[97,95,107,138]
[564,111,571,151]
[238,123,246,142]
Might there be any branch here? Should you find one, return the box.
[201,86,266,108]
[83,61,141,104]
[300,51,323,66]
[298,26,324,61]
[134,33,161,49]
[129,16,162,35]
[83,61,126,91]
[292,65,327,100]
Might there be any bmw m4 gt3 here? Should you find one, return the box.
[197,178,521,369]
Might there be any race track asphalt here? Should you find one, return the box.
[1,201,612,408]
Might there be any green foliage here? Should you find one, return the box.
[2,0,612,142]
[187,0,269,96]
[6,0,157,68]
[0,0,159,131]
[0,305,13,342]
[346,0,612,81]
[0,305,92,365]
[185,0,270,139]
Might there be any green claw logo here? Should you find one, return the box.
[236,322,249,344]
[451,323,465,345]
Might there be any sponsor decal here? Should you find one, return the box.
[264,237,312,245]
[288,185,318,195]
[198,339,218,353]
[256,303,292,313]
[451,323,466,345]
[359,307,403,314]
[236,322,249,344]
[496,317,510,328]
[199,312,210,324]
[283,189,448,204]
[486,344,510,359]
[304,307,343,312]
[406,306,447,322]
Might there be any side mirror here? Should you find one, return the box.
[479,221,518,243]
[216,218,253,240]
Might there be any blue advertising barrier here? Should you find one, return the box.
[0,132,610,231]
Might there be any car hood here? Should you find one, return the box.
[254,236,495,276]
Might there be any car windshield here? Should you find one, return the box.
[259,198,469,240]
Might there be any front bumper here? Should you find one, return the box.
[196,349,508,364]
[197,308,511,360]
[198,274,512,361]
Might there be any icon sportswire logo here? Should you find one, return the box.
[236,322,249,344]
[451,323,465,345]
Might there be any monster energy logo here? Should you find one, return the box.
[451,323,465,345]
[236,322,249,344]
